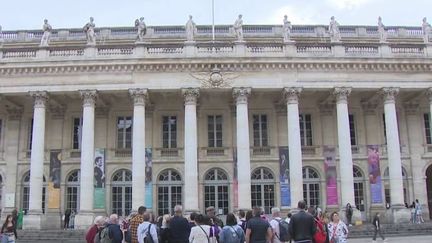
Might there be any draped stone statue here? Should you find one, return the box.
[185,15,197,42]
[135,17,147,42]
[83,17,96,46]
[283,15,292,42]
[233,14,244,41]
[422,17,431,43]
[0,25,3,45]
[328,16,341,42]
[40,19,52,47]
[378,16,387,43]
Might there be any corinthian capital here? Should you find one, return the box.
[29,91,48,108]
[233,87,251,105]
[129,88,148,106]
[381,87,399,104]
[182,88,200,105]
[427,88,432,104]
[333,87,351,103]
[79,90,98,107]
[283,87,302,104]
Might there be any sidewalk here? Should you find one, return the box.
[349,235,432,242]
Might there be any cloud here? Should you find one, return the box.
[326,0,373,10]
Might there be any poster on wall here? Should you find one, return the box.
[368,145,383,204]
[145,148,153,209]
[233,150,238,209]
[279,147,290,207]
[324,146,338,206]
[94,148,106,209]
[48,150,61,209]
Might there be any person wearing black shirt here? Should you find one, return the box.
[169,205,191,243]
[288,200,316,243]
[245,207,272,243]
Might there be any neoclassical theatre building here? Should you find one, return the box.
[0,16,432,229]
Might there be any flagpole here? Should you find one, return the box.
[212,0,215,41]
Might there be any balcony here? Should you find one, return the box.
[205,147,226,157]
[155,148,182,158]
[251,146,272,156]
[114,149,132,158]
[301,146,319,156]
[69,149,81,158]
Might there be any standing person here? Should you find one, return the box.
[189,214,211,243]
[168,205,190,243]
[220,213,245,243]
[86,216,106,243]
[64,209,71,229]
[410,201,416,224]
[372,213,386,243]
[345,203,353,226]
[237,210,247,232]
[415,199,425,223]
[159,215,171,243]
[327,212,348,243]
[285,213,292,224]
[1,215,17,243]
[137,212,158,243]
[70,210,76,229]
[11,209,18,227]
[206,206,224,228]
[245,207,272,243]
[105,214,123,243]
[130,206,146,243]
[269,207,282,243]
[189,212,198,228]
[288,200,316,243]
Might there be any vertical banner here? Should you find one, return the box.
[324,146,338,205]
[233,150,238,209]
[145,148,153,209]
[94,148,106,209]
[368,145,383,203]
[279,147,290,207]
[48,150,61,209]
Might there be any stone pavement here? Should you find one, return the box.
[349,235,432,242]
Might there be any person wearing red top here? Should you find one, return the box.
[86,216,106,243]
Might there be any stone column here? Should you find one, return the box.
[283,87,303,208]
[129,88,148,210]
[182,88,200,212]
[334,87,355,207]
[233,87,252,210]
[23,91,48,230]
[75,90,97,229]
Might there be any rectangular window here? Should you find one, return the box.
[72,118,83,150]
[162,116,177,148]
[349,114,357,146]
[424,113,432,145]
[299,114,313,146]
[208,115,223,147]
[253,114,268,147]
[117,116,132,149]
[27,119,34,151]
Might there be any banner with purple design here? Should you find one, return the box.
[368,145,383,204]
[324,146,338,205]
[279,147,290,207]
[145,148,153,209]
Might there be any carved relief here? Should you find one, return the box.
[182,88,200,105]
[190,67,239,88]
[129,88,148,106]
[29,91,48,108]
[233,87,251,105]
[334,87,352,103]
[381,87,399,104]
[79,90,98,107]
[283,87,302,104]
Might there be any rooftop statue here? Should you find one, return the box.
[422,17,431,43]
[283,15,293,42]
[378,16,387,43]
[185,15,197,42]
[0,25,3,44]
[328,16,341,42]
[135,17,147,42]
[83,17,96,46]
[40,19,52,47]
[233,14,244,42]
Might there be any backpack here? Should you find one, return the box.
[276,219,291,242]
[143,224,154,243]
[100,226,113,243]
[313,219,327,243]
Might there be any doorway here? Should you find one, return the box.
[426,165,432,219]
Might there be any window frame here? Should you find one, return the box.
[252,114,268,147]
[207,115,223,148]
[299,114,313,146]
[162,116,178,149]
[117,116,133,149]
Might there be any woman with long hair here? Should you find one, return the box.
[327,212,348,243]
[1,215,17,243]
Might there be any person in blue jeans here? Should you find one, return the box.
[219,213,245,243]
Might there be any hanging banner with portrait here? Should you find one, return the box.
[279,147,290,207]
[48,150,61,209]
[233,150,238,209]
[324,146,338,205]
[368,145,383,204]
[145,148,153,209]
[94,148,106,209]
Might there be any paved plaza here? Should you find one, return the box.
[349,235,432,243]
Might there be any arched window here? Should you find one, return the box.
[303,167,320,207]
[111,169,132,217]
[204,168,229,215]
[65,170,80,212]
[157,169,182,216]
[383,167,409,205]
[353,166,366,211]
[22,172,47,214]
[251,167,275,214]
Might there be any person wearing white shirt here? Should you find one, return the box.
[189,214,211,243]
[137,212,159,243]
[269,207,282,243]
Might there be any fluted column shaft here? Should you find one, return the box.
[28,91,48,214]
[284,88,303,208]
[382,88,404,206]
[233,88,252,209]
[79,90,97,212]
[334,87,355,207]
[130,89,148,210]
[183,88,200,211]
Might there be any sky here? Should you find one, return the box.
[0,0,430,30]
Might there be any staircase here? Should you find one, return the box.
[16,229,86,243]
[348,222,432,238]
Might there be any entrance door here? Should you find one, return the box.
[426,165,432,219]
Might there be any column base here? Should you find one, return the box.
[23,213,43,230]
[74,212,95,230]
[391,205,411,223]
[45,210,62,229]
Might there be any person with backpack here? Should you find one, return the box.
[137,212,158,243]
[100,214,123,243]
[86,216,106,243]
[372,213,386,243]
[269,207,290,243]
[219,213,245,243]
[245,207,272,243]
[237,210,247,233]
